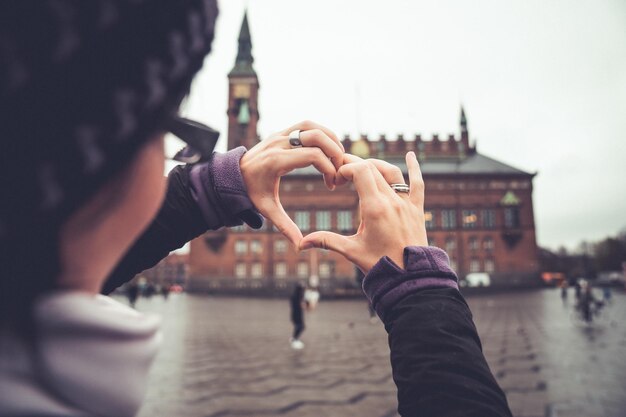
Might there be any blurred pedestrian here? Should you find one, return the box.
[290,283,306,350]
[161,284,171,300]
[559,280,568,305]
[304,285,320,310]
[574,279,582,300]
[127,283,140,309]
[602,285,612,304]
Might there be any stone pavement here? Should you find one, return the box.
[124,289,626,417]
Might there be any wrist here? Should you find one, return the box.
[190,147,263,229]
[362,246,458,321]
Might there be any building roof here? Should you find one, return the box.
[287,152,534,177]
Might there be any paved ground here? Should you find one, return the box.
[123,289,626,417]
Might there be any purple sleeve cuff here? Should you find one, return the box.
[189,147,263,230]
[362,246,459,321]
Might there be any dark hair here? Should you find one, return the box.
[0,0,218,334]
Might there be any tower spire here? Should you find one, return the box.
[227,11,260,150]
[459,105,470,157]
[460,105,468,133]
[229,11,256,77]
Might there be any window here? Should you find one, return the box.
[234,240,247,255]
[250,262,263,279]
[275,262,287,279]
[462,210,478,229]
[442,209,457,229]
[470,259,481,273]
[235,262,246,278]
[294,211,310,231]
[319,261,335,279]
[483,237,494,251]
[250,239,262,254]
[297,262,309,278]
[428,237,436,247]
[274,239,287,253]
[482,209,496,228]
[337,210,353,232]
[484,259,495,273]
[469,237,479,251]
[316,211,331,231]
[504,207,520,228]
[445,237,456,252]
[425,210,435,230]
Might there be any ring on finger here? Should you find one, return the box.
[288,130,303,148]
[390,183,410,193]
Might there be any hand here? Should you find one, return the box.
[240,120,345,246]
[299,152,428,273]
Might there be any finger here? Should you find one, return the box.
[281,120,344,152]
[333,154,363,186]
[406,152,425,207]
[342,153,364,164]
[298,129,344,171]
[336,161,380,204]
[279,147,338,190]
[257,198,303,246]
[299,231,354,257]
[364,161,397,197]
[366,159,405,185]
[366,159,408,198]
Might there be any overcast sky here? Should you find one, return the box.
[180,0,626,250]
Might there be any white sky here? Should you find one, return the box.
[179,0,626,250]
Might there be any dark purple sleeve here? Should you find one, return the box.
[103,148,263,294]
[363,246,512,417]
[190,146,263,230]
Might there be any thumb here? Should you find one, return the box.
[257,198,303,246]
[299,231,353,256]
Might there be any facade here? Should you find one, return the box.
[187,13,540,292]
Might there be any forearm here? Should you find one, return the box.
[102,148,262,294]
[363,247,511,417]
[387,288,511,417]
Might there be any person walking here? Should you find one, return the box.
[127,282,140,309]
[290,283,306,350]
[559,280,568,306]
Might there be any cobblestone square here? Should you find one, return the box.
[125,290,626,417]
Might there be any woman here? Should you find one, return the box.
[0,2,343,416]
[290,283,306,349]
[1,2,512,416]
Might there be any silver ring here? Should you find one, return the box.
[288,130,303,148]
[390,183,410,193]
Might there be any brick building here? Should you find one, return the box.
[187,13,540,292]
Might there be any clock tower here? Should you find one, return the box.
[227,11,260,150]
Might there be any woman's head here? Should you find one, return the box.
[0,0,218,330]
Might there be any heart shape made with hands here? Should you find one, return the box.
[240,121,426,274]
